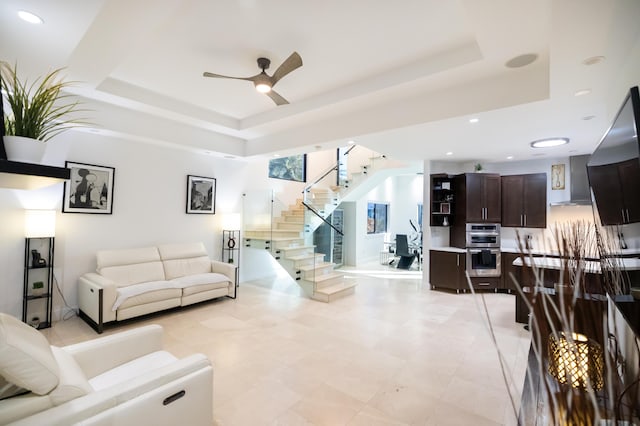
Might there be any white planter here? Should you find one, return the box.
[3,135,46,164]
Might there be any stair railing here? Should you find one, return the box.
[242,190,287,256]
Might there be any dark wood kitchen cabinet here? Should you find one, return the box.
[455,173,501,223]
[429,250,466,293]
[450,173,501,247]
[501,173,547,228]
[501,251,522,292]
[588,158,640,225]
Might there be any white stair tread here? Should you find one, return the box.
[279,245,315,251]
[315,282,357,295]
[298,262,334,272]
[288,253,324,261]
[244,236,302,242]
[312,272,343,283]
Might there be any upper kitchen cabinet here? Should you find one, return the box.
[454,173,501,223]
[501,173,547,228]
[588,158,640,225]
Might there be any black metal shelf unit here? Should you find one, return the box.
[23,237,54,329]
[222,230,240,296]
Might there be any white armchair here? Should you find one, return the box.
[0,313,213,426]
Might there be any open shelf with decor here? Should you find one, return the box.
[430,173,455,226]
[23,237,54,329]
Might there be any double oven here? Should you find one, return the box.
[465,223,501,277]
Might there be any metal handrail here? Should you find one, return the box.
[301,201,344,236]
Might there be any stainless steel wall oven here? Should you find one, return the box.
[465,223,501,277]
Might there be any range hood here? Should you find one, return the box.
[550,155,592,206]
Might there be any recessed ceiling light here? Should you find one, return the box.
[505,53,538,69]
[574,89,591,97]
[530,137,569,148]
[273,154,280,158]
[583,56,605,66]
[18,10,43,24]
[224,155,235,159]
[582,115,596,121]
[347,140,355,145]
[469,118,479,124]
[445,152,453,156]
[507,156,514,160]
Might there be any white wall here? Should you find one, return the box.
[0,131,252,318]
[346,174,423,265]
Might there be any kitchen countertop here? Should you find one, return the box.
[430,246,640,257]
[429,246,467,253]
[513,256,640,272]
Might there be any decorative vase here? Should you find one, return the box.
[3,136,46,164]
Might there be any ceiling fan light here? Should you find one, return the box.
[255,83,271,93]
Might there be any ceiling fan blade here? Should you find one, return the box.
[270,52,303,86]
[265,89,289,106]
[202,71,256,81]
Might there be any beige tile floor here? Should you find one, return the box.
[44,263,531,426]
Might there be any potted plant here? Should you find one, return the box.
[1,62,87,163]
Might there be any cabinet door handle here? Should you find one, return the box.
[626,209,630,223]
[524,215,527,227]
[622,209,626,223]
[457,255,460,266]
[520,214,523,227]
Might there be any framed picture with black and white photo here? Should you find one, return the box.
[62,161,115,214]
[186,175,216,214]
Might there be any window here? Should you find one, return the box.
[367,202,388,234]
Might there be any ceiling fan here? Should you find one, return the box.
[203,52,303,106]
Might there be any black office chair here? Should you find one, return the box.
[395,234,417,269]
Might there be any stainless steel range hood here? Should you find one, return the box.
[550,155,592,206]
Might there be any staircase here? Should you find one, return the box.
[244,146,404,302]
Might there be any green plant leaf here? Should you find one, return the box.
[1,62,91,142]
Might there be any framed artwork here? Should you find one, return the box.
[367,202,388,234]
[186,175,216,214]
[440,203,451,214]
[62,161,115,214]
[268,154,307,182]
[552,163,565,190]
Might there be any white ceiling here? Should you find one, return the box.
[1,0,639,165]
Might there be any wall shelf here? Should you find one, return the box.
[0,160,70,190]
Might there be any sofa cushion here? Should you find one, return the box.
[97,247,166,287]
[97,246,161,269]
[113,283,182,311]
[158,243,212,279]
[0,376,28,400]
[99,261,167,288]
[0,313,59,395]
[49,347,92,406]
[157,242,207,261]
[171,273,230,295]
[163,256,211,280]
[88,350,177,391]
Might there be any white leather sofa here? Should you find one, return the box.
[78,242,237,333]
[0,313,213,426]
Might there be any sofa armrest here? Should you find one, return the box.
[78,273,118,327]
[9,354,213,426]
[63,325,164,379]
[211,260,237,286]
